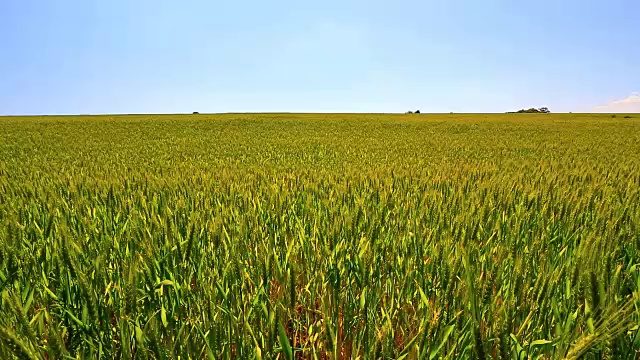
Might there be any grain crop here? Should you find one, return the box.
[0,113,639,359]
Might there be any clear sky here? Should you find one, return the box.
[1,0,639,114]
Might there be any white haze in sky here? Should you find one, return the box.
[593,93,640,113]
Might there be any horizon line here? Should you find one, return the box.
[1,111,633,117]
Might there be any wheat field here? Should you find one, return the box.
[0,113,639,359]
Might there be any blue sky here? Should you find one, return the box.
[1,0,639,114]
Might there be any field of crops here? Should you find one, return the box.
[0,113,639,359]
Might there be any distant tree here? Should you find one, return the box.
[193,111,200,114]
[611,115,617,118]
[512,107,551,114]
[624,115,632,119]
[406,111,414,114]
[415,110,421,114]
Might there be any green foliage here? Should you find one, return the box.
[0,113,639,359]
[512,107,551,113]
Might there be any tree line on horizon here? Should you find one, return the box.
[508,107,551,114]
